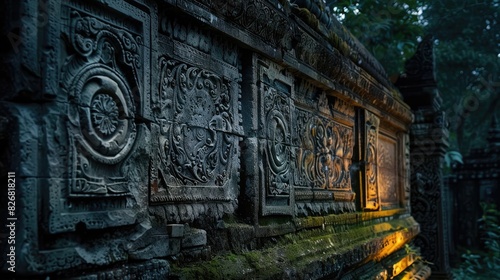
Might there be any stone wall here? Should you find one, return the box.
[0,0,429,278]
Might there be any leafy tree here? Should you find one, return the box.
[326,0,426,77]
[424,0,500,154]
[328,0,499,154]
[452,203,500,279]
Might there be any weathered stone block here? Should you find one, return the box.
[167,224,185,238]
[182,228,208,248]
[128,237,170,260]
[169,239,181,256]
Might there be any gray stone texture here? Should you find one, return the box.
[0,0,423,278]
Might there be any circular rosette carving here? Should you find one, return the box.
[267,110,290,179]
[68,65,137,164]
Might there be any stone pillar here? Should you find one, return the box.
[396,36,452,279]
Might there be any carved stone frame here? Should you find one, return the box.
[44,0,152,234]
[148,28,242,214]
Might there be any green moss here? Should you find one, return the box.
[258,215,292,226]
[172,216,418,279]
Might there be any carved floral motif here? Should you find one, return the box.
[71,11,142,70]
[154,57,235,190]
[295,111,353,190]
[91,94,119,136]
[192,0,292,47]
[62,11,142,196]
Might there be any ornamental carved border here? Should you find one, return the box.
[192,0,292,48]
[358,110,381,210]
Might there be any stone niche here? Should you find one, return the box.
[0,0,427,279]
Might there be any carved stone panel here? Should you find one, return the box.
[150,17,241,218]
[378,133,399,209]
[293,110,355,200]
[358,110,381,210]
[150,56,240,204]
[400,133,411,210]
[258,60,295,216]
[46,1,151,234]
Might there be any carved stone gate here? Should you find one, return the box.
[1,0,430,278]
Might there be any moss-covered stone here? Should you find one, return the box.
[170,216,420,279]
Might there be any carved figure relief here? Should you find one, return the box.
[62,11,142,196]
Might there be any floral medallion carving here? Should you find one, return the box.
[68,67,137,196]
[61,11,142,197]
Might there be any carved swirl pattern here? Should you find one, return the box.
[264,86,291,195]
[71,11,142,70]
[295,110,353,190]
[62,11,142,195]
[157,57,234,187]
[193,0,291,47]
[410,157,443,268]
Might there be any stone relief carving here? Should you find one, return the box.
[295,111,353,192]
[154,56,234,187]
[258,60,294,216]
[411,157,442,270]
[360,110,380,210]
[264,85,292,196]
[150,54,240,206]
[192,0,292,48]
[44,5,147,234]
[2,0,420,277]
[401,133,411,209]
[61,11,142,196]
[62,11,142,196]
[378,134,398,209]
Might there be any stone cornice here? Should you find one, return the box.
[171,0,413,127]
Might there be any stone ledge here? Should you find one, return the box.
[170,215,420,279]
